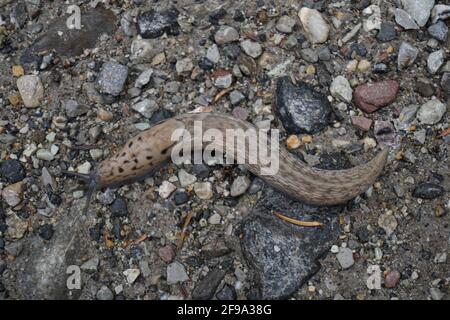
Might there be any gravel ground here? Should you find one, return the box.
[0,0,449,300]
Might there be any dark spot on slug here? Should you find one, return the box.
[124,160,130,164]
[128,141,133,148]
[146,156,153,160]
[138,136,143,141]
[118,167,124,173]
[132,166,137,171]
[161,147,170,155]
[122,152,126,157]
[134,158,139,164]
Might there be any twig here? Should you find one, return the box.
[274,212,323,227]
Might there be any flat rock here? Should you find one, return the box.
[275,76,332,134]
[401,0,435,27]
[0,159,26,183]
[191,269,227,300]
[395,8,419,30]
[431,4,450,23]
[240,186,342,299]
[330,76,352,103]
[21,7,116,63]
[412,182,444,199]
[427,49,445,74]
[428,21,448,42]
[214,26,239,44]
[354,80,399,113]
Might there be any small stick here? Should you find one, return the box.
[274,212,323,227]
[176,212,193,251]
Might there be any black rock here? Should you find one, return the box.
[0,159,26,184]
[216,284,237,300]
[192,269,226,300]
[239,188,342,299]
[377,23,397,42]
[0,263,6,275]
[198,57,215,70]
[38,224,54,240]
[136,9,180,39]
[412,183,444,199]
[193,164,213,178]
[174,191,189,205]
[47,191,62,206]
[149,108,174,125]
[275,77,332,134]
[0,281,5,292]
[111,196,128,217]
[233,10,245,22]
[112,218,122,240]
[89,222,103,242]
[349,43,367,57]
[0,238,4,250]
[428,21,448,42]
[441,73,450,95]
[209,8,227,24]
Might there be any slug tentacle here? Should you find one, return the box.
[69,113,389,209]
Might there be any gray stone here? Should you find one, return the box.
[178,169,197,187]
[276,16,297,34]
[176,57,194,75]
[132,99,157,119]
[96,286,114,300]
[300,48,318,63]
[229,90,245,105]
[130,38,159,63]
[206,44,220,64]
[427,49,445,74]
[441,73,450,95]
[17,75,44,108]
[136,8,179,39]
[395,8,419,30]
[336,247,354,269]
[97,62,128,96]
[417,100,446,124]
[428,21,448,42]
[240,40,262,58]
[430,287,444,300]
[431,4,450,23]
[230,176,251,197]
[378,213,398,237]
[36,149,54,161]
[330,76,352,103]
[214,26,239,44]
[64,100,87,117]
[167,261,189,284]
[398,42,418,69]
[80,257,99,272]
[134,69,153,88]
[401,0,435,27]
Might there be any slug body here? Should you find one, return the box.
[83,113,389,208]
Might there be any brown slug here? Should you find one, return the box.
[65,113,389,213]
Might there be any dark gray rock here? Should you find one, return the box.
[428,21,448,42]
[377,23,397,42]
[38,224,54,240]
[21,7,116,64]
[0,159,26,184]
[10,2,28,29]
[191,269,226,300]
[240,187,342,299]
[275,77,332,134]
[412,183,445,199]
[416,78,435,97]
[216,284,237,300]
[174,191,189,205]
[137,9,180,39]
[111,196,128,217]
[441,73,450,95]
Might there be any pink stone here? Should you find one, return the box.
[385,270,401,288]
[354,80,399,113]
[158,244,176,263]
[351,116,373,131]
